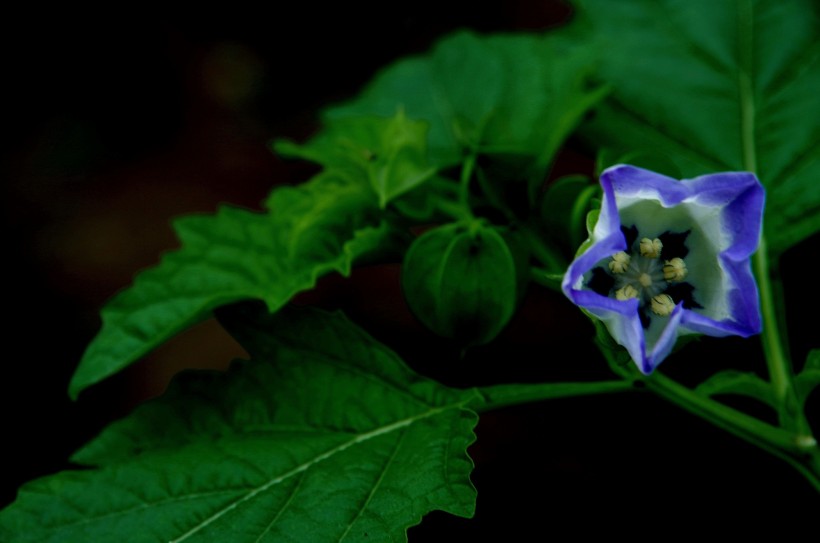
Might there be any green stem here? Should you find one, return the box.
[594,342,820,491]
[473,163,566,273]
[643,371,820,492]
[521,225,566,272]
[643,371,803,455]
[737,0,757,174]
[529,266,562,292]
[458,151,477,209]
[737,0,810,436]
[435,199,474,222]
[754,239,805,430]
[475,379,635,413]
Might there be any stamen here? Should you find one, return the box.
[640,237,663,258]
[651,294,675,316]
[609,251,631,273]
[663,257,687,282]
[616,284,639,301]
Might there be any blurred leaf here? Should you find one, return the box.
[275,110,436,208]
[326,31,607,180]
[572,0,820,253]
[569,208,601,258]
[69,174,385,398]
[390,175,461,222]
[540,175,598,252]
[695,370,776,409]
[594,148,682,179]
[795,349,820,405]
[402,221,518,346]
[2,304,480,542]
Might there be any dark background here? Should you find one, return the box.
[3,2,818,537]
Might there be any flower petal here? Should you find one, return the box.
[561,164,764,373]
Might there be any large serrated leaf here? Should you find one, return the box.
[2,304,480,542]
[326,31,607,174]
[69,173,386,398]
[572,0,820,253]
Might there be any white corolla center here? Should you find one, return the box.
[610,237,688,317]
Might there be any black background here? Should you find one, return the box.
[2,2,818,538]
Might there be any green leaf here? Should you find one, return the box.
[2,304,480,542]
[594,148,682,180]
[795,349,820,404]
[275,110,437,208]
[695,370,776,409]
[569,208,601,259]
[69,173,385,399]
[571,0,820,253]
[326,31,607,175]
[390,175,461,222]
[402,221,518,346]
[540,175,599,253]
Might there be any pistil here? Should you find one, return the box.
[603,233,692,318]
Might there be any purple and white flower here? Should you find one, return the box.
[562,165,764,374]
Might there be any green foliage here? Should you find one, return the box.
[3,304,481,542]
[275,110,437,208]
[402,221,518,346]
[695,370,776,410]
[540,175,598,254]
[795,350,820,406]
[571,0,820,253]
[326,31,607,189]
[32,4,820,538]
[69,173,388,398]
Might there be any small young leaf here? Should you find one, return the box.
[540,175,598,253]
[275,110,437,208]
[402,221,518,346]
[795,349,820,405]
[69,173,385,398]
[2,304,481,542]
[695,370,776,409]
[390,175,461,222]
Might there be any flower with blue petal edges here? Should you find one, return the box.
[562,165,764,374]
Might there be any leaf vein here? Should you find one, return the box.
[603,97,732,170]
[168,402,467,543]
[338,429,407,542]
[253,471,308,543]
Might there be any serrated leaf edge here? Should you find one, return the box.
[166,400,479,543]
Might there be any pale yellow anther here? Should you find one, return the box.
[663,257,687,282]
[608,251,631,274]
[640,237,663,258]
[615,284,639,301]
[651,294,675,316]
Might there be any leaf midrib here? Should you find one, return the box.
[167,401,470,543]
[736,0,758,173]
